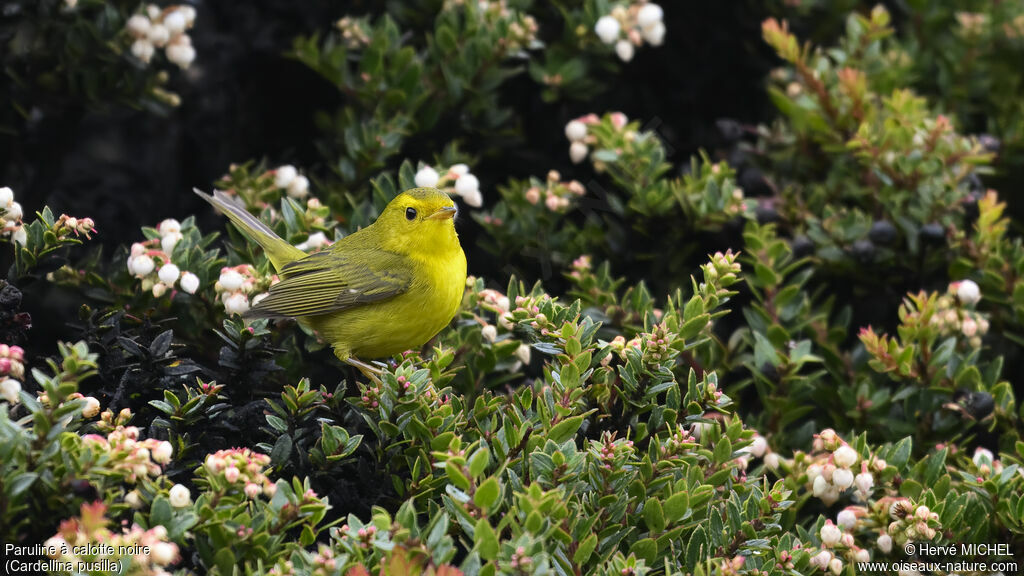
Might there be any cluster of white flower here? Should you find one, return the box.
[126,4,197,69]
[127,219,201,297]
[522,170,585,212]
[928,279,989,348]
[215,265,268,315]
[0,187,27,245]
[807,430,880,505]
[414,163,483,208]
[594,2,665,62]
[563,112,629,164]
[809,510,873,574]
[273,165,311,199]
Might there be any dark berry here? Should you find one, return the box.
[739,167,771,196]
[716,118,744,142]
[760,362,780,382]
[851,239,876,262]
[964,391,995,420]
[755,205,780,224]
[920,222,946,244]
[790,235,814,258]
[868,220,898,245]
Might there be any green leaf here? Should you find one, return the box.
[548,415,584,443]
[664,492,689,523]
[446,461,471,491]
[630,538,658,564]
[469,446,490,478]
[644,497,666,533]
[474,518,499,560]
[573,533,598,564]
[474,476,501,510]
[686,526,708,570]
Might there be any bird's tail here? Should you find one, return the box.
[194,188,306,271]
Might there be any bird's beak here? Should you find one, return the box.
[427,206,458,220]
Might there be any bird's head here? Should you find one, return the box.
[375,187,460,254]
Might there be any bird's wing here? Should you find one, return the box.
[245,248,413,319]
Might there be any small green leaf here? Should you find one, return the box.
[474,476,501,510]
[644,497,666,533]
[474,518,499,560]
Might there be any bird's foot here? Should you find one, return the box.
[345,357,384,387]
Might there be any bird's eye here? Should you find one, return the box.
[405,207,417,220]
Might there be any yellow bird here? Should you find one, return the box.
[195,187,467,376]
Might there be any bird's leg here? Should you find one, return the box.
[345,356,384,387]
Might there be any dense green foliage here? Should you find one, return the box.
[3,2,1024,575]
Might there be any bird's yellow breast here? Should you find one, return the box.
[309,245,467,360]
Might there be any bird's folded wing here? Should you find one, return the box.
[245,249,412,319]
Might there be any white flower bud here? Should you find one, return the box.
[287,175,310,199]
[641,21,666,46]
[828,557,843,575]
[151,542,177,565]
[146,4,160,19]
[876,533,892,554]
[133,255,155,277]
[169,484,191,507]
[837,509,857,530]
[147,24,170,47]
[163,11,187,35]
[564,120,587,141]
[449,163,469,176]
[414,166,440,188]
[152,440,173,463]
[809,550,832,570]
[855,470,874,494]
[166,42,196,69]
[812,474,829,497]
[152,283,167,298]
[0,378,21,404]
[179,6,196,27]
[0,187,13,205]
[569,141,589,164]
[131,39,155,63]
[637,4,664,28]
[820,520,842,546]
[516,343,532,364]
[855,548,870,562]
[126,14,151,37]
[833,445,859,468]
[224,292,250,315]
[218,270,244,291]
[81,396,101,418]
[161,232,181,255]
[832,467,854,489]
[298,231,329,251]
[11,227,26,246]
[764,452,780,470]
[274,165,297,189]
[957,279,981,306]
[454,173,480,197]
[180,272,200,294]
[245,482,261,499]
[158,263,180,286]
[615,39,635,62]
[5,201,22,221]
[595,15,621,44]
[124,490,142,509]
[749,435,768,458]
[481,325,497,342]
[461,188,483,208]
[157,218,181,236]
